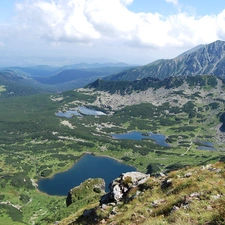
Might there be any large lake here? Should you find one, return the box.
[38,154,136,196]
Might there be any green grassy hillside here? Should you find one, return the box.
[0,75,224,224]
[61,162,225,225]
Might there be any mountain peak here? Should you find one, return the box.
[105,40,225,81]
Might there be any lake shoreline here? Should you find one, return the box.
[37,153,136,196]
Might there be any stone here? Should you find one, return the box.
[108,202,116,207]
[190,192,200,198]
[100,219,106,224]
[111,207,118,215]
[161,178,172,189]
[211,194,221,200]
[166,179,173,185]
[185,172,192,178]
[151,199,166,207]
[159,172,166,177]
[182,204,189,210]
[215,169,222,173]
[101,204,108,210]
[206,164,212,170]
[206,205,213,211]
[131,213,136,220]
[172,206,180,211]
[147,208,153,213]
[112,184,123,202]
[121,172,150,186]
[107,171,150,203]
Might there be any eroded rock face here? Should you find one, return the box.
[100,172,150,204]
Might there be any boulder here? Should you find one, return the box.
[100,171,150,204]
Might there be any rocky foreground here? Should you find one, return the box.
[59,161,225,225]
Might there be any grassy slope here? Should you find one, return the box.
[63,162,225,225]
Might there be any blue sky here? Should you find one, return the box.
[129,0,225,16]
[0,1,15,20]
[0,0,225,66]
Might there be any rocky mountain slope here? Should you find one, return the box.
[59,162,225,225]
[105,40,225,81]
[86,74,222,96]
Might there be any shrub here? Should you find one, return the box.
[210,199,225,224]
[122,176,132,187]
[0,204,23,223]
[209,102,220,109]
[121,156,131,162]
[20,194,30,204]
[40,169,52,177]
[93,187,101,194]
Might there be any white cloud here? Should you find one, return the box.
[165,0,178,5]
[120,0,133,5]
[12,0,225,50]
[15,0,101,43]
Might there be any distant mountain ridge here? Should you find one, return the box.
[0,70,49,96]
[105,40,225,81]
[2,62,132,78]
[32,66,133,86]
[0,62,134,94]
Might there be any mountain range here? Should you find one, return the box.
[0,63,134,95]
[105,40,225,81]
[1,40,225,96]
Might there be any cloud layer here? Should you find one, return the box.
[0,0,225,66]
[11,0,224,49]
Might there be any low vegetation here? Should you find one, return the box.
[0,75,225,224]
[60,162,225,225]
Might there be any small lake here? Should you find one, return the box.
[78,106,106,116]
[38,154,136,196]
[55,106,106,118]
[111,131,170,147]
[196,140,216,151]
[55,110,81,118]
[198,146,216,151]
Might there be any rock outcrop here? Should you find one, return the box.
[64,162,225,225]
[66,178,105,207]
[100,171,150,204]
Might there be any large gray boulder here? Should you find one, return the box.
[100,171,150,204]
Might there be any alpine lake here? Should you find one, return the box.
[38,107,215,196]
